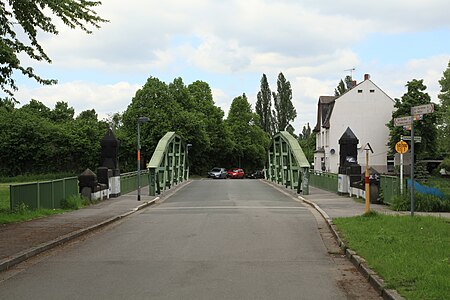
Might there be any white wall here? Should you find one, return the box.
[316,80,394,174]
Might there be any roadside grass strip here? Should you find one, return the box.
[333,213,450,300]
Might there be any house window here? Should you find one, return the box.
[358,89,363,93]
[370,89,375,93]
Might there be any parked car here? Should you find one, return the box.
[247,170,265,179]
[227,168,245,179]
[208,167,227,179]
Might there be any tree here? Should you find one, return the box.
[255,74,273,135]
[299,123,311,140]
[272,72,296,132]
[0,0,107,101]
[226,93,269,169]
[387,79,439,159]
[438,60,450,157]
[334,75,353,96]
[51,101,75,123]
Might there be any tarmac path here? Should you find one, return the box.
[0,179,381,299]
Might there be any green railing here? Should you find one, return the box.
[380,175,401,205]
[10,177,78,210]
[120,170,149,195]
[309,171,338,193]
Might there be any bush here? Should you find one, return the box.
[61,195,90,210]
[391,192,450,212]
[12,202,30,214]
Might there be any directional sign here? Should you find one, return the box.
[412,103,434,115]
[395,141,409,154]
[394,116,411,127]
[402,136,422,142]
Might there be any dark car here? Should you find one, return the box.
[247,170,265,179]
[208,167,227,179]
[227,168,245,179]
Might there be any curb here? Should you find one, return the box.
[299,196,405,300]
[0,197,159,273]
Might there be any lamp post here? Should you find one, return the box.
[137,117,149,201]
[186,143,192,179]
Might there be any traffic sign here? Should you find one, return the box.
[412,104,434,115]
[395,141,409,154]
[394,116,411,127]
[402,136,421,142]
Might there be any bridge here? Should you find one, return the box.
[146,131,310,196]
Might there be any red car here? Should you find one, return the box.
[227,168,245,179]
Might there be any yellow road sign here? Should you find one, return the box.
[395,141,409,154]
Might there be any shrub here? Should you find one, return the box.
[61,195,90,210]
[12,202,30,214]
[391,192,450,212]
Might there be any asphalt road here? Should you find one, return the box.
[0,179,378,299]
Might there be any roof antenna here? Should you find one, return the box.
[344,67,356,80]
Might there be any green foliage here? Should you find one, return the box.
[0,207,66,224]
[334,75,352,96]
[386,79,439,159]
[0,102,108,176]
[0,0,107,100]
[120,77,233,175]
[273,72,297,132]
[0,184,9,210]
[391,191,450,212]
[61,195,90,210]
[226,94,270,170]
[298,128,315,163]
[334,214,449,300]
[438,60,450,157]
[255,74,274,135]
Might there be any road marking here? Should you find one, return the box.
[151,206,308,210]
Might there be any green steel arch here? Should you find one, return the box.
[267,131,311,195]
[147,132,189,196]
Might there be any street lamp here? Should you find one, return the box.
[186,143,192,179]
[137,116,149,201]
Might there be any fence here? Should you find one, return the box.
[380,175,401,205]
[120,170,149,195]
[309,171,401,205]
[10,177,78,210]
[309,171,338,193]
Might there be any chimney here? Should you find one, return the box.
[364,74,370,81]
[352,80,357,88]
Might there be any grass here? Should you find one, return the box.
[0,172,75,183]
[333,212,450,300]
[0,184,9,211]
[0,206,67,224]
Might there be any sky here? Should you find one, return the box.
[9,0,450,132]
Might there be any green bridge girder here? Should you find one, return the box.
[267,131,311,195]
[147,132,189,196]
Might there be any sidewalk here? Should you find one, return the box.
[0,185,164,272]
[302,186,450,219]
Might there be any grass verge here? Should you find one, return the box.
[333,212,450,299]
[0,206,66,224]
[0,184,9,211]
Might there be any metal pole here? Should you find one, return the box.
[137,122,141,201]
[410,109,414,216]
[365,149,370,214]
[400,135,403,195]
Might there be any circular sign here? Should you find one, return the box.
[395,141,409,154]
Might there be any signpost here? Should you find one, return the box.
[401,136,422,143]
[395,139,409,195]
[393,103,434,216]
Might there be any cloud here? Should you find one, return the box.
[15,81,140,120]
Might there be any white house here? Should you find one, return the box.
[313,74,395,174]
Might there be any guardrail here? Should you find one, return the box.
[310,171,401,204]
[10,177,78,210]
[120,170,149,195]
[309,171,338,193]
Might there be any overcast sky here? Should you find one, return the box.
[11,0,450,132]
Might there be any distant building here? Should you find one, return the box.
[313,74,395,174]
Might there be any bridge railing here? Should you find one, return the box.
[120,170,149,195]
[147,132,189,196]
[10,177,78,210]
